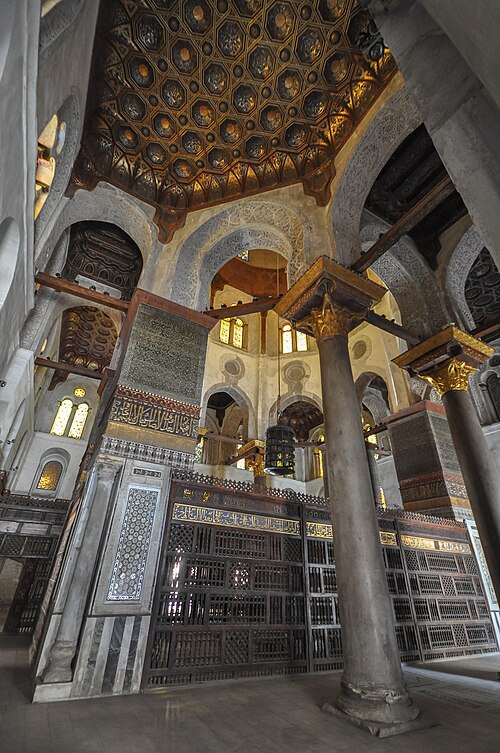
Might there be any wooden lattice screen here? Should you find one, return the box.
[143,475,497,688]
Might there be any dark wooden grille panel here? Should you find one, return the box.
[143,478,497,688]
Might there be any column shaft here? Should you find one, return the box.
[318,333,417,724]
[42,461,118,683]
[442,389,500,599]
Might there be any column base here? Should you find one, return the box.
[322,677,421,734]
[322,702,435,738]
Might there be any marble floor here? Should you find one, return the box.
[2,636,500,753]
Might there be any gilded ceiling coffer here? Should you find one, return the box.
[70,0,396,241]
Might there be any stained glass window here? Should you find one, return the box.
[219,318,230,344]
[50,398,73,436]
[282,324,307,353]
[74,387,86,398]
[238,250,249,261]
[282,324,293,353]
[68,402,89,439]
[36,460,63,491]
[232,319,244,349]
[194,437,204,463]
[296,330,308,351]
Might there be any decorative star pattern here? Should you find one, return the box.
[70,0,396,240]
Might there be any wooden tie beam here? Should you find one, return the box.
[352,175,454,273]
[35,272,129,313]
[204,297,280,319]
[35,357,103,381]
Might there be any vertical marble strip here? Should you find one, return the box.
[114,616,135,693]
[123,616,142,693]
[80,617,105,697]
[89,617,114,697]
[101,616,126,694]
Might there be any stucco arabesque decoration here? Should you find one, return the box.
[330,84,422,265]
[169,199,310,310]
[35,182,158,277]
[445,225,486,331]
[360,217,450,338]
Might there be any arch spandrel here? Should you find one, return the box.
[330,84,422,266]
[168,199,311,310]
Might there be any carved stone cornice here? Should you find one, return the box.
[306,294,363,342]
[419,359,477,396]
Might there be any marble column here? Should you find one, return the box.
[275,258,419,733]
[42,460,119,683]
[367,0,500,268]
[394,327,500,600]
[310,297,418,729]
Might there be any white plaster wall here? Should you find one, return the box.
[0,1,39,373]
[483,422,500,474]
[421,0,500,109]
[35,0,100,256]
[11,431,87,500]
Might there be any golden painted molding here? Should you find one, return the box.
[274,256,385,325]
[393,326,493,369]
[305,293,363,342]
[400,534,471,554]
[305,522,398,547]
[106,421,196,453]
[172,502,300,537]
[420,358,477,395]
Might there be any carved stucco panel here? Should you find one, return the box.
[360,218,450,337]
[445,225,486,330]
[169,199,310,310]
[330,84,422,265]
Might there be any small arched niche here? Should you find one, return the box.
[62,221,143,300]
[202,390,250,467]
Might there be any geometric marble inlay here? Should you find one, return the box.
[70,0,396,241]
[107,486,159,601]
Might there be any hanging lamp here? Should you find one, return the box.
[264,253,295,476]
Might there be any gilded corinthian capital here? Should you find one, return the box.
[306,294,363,342]
[420,358,477,396]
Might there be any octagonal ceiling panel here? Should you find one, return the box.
[71,0,396,241]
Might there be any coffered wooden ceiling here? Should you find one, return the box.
[71,0,396,240]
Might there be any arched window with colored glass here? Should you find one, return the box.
[219,317,246,349]
[281,323,309,353]
[35,460,63,492]
[50,388,90,439]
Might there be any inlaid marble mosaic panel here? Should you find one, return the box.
[107,486,159,601]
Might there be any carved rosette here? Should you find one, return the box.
[306,294,363,342]
[420,359,477,396]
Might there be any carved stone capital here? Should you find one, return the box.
[95,460,120,484]
[306,294,363,342]
[420,358,477,396]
